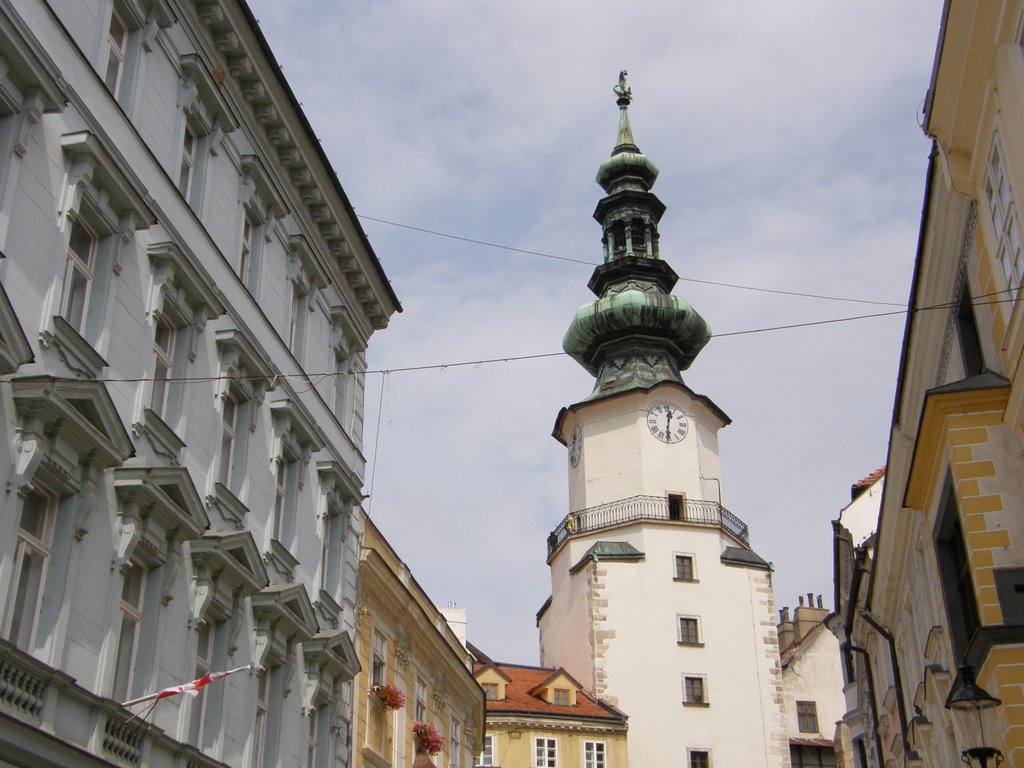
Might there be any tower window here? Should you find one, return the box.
[668,494,685,521]
[678,616,702,645]
[683,675,707,705]
[674,554,696,581]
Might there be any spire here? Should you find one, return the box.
[562,73,711,398]
[613,70,636,149]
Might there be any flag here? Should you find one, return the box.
[122,664,252,708]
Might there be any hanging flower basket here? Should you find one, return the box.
[412,720,444,755]
[371,683,406,710]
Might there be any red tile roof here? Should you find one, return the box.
[474,662,626,722]
[851,466,885,499]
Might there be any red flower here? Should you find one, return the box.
[372,683,406,710]
[412,720,445,755]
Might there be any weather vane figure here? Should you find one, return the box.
[613,69,632,105]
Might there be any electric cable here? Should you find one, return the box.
[357,214,905,306]
[1,291,1014,386]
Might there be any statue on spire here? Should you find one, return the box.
[613,69,632,105]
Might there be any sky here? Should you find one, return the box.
[246,0,944,664]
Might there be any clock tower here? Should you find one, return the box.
[538,73,788,768]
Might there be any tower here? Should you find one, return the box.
[538,73,788,768]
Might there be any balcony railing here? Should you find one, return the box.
[546,495,750,557]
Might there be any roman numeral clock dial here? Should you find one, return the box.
[646,403,688,444]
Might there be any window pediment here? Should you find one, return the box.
[317,459,362,506]
[214,327,276,387]
[0,14,65,117]
[113,466,209,548]
[329,304,368,354]
[304,629,360,684]
[39,315,108,379]
[61,132,155,232]
[289,234,328,291]
[0,279,32,373]
[190,530,268,620]
[240,154,285,220]
[179,53,238,133]
[903,375,1010,510]
[271,398,324,454]
[148,240,225,322]
[12,377,134,482]
[252,583,317,665]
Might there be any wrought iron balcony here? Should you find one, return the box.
[546,494,750,558]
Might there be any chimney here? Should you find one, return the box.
[793,591,829,641]
[439,603,468,648]
[777,607,794,652]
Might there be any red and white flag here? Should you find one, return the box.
[123,664,252,708]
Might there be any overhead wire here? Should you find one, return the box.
[357,213,905,307]
[5,291,1015,387]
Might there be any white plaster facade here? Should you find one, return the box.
[540,381,788,768]
[778,598,849,767]
[0,1,399,766]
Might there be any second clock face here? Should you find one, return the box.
[647,403,688,444]
[568,425,583,467]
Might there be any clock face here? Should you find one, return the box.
[568,425,583,467]
[647,403,688,444]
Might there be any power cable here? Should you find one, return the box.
[3,292,1014,387]
[358,214,905,306]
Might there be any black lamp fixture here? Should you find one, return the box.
[945,664,1004,767]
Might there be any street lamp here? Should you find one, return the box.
[945,664,1003,767]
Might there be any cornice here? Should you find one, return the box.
[179,0,400,329]
[903,377,1010,510]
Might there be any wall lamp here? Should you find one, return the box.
[945,664,1003,767]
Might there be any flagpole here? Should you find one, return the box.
[122,664,252,708]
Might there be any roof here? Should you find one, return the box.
[850,466,885,499]
[789,737,834,749]
[570,541,644,574]
[720,546,771,570]
[474,662,627,723]
[780,622,827,669]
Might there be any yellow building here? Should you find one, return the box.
[353,516,484,768]
[471,652,628,768]
[852,2,1024,765]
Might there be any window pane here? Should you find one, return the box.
[121,564,144,608]
[112,614,138,701]
[68,221,95,265]
[7,546,46,647]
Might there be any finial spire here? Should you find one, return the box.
[613,70,636,150]
[563,73,711,398]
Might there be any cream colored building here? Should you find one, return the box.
[472,654,628,768]
[838,2,1024,765]
[830,470,888,768]
[354,516,484,768]
[778,593,849,768]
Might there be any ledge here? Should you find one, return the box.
[132,408,185,464]
[39,316,107,379]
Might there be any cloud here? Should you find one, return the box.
[248,0,941,664]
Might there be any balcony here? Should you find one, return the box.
[546,495,750,558]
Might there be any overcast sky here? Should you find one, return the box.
[247,0,943,664]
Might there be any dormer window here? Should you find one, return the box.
[482,683,498,701]
[553,688,570,706]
